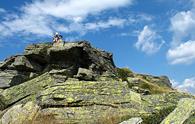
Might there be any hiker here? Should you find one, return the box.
[53,32,63,44]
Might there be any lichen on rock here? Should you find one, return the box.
[0,41,194,124]
[161,98,195,124]
[1,101,40,124]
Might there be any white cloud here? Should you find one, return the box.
[135,25,165,54]
[1,15,54,36]
[170,10,195,46]
[85,18,126,30]
[134,14,153,22]
[0,0,133,37]
[168,1,195,65]
[42,18,127,36]
[172,77,195,95]
[167,40,195,65]
[169,0,195,46]
[119,13,153,37]
[22,0,132,21]
[125,13,153,25]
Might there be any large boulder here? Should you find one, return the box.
[140,93,192,124]
[25,41,116,77]
[0,70,29,88]
[160,98,195,124]
[10,56,42,72]
[0,55,39,71]
[0,71,13,89]
[36,78,141,109]
[24,43,52,64]
[0,55,42,88]
[75,68,95,81]
[46,41,116,75]
[1,102,40,124]
[0,73,53,110]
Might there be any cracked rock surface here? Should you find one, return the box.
[0,41,194,124]
[0,41,116,88]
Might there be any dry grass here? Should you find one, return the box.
[30,110,126,124]
[97,113,122,124]
[31,113,64,124]
[139,78,175,94]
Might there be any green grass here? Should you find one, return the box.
[116,68,133,81]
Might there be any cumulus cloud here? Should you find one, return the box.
[170,10,195,46]
[169,0,195,46]
[171,77,195,95]
[168,0,195,65]
[0,0,133,37]
[135,25,165,54]
[21,0,132,21]
[167,40,195,64]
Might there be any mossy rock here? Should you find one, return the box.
[161,98,195,124]
[0,72,194,124]
[0,73,53,110]
[1,101,39,124]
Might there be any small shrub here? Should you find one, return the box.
[116,68,133,81]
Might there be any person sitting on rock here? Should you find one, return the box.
[53,32,63,44]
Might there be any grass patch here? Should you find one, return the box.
[116,68,133,81]
[139,78,174,94]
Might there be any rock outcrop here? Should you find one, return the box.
[0,41,194,124]
[0,41,116,88]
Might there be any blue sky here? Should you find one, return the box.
[0,0,195,94]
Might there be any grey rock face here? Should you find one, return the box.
[0,41,116,88]
[24,41,116,75]
[11,56,42,72]
[24,43,52,64]
[0,70,29,88]
[159,76,172,87]
[75,68,95,81]
[1,102,40,124]
[0,55,42,72]
[46,41,115,74]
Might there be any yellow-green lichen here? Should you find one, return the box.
[160,98,195,124]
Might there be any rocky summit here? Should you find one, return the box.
[0,41,194,124]
[0,41,115,88]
